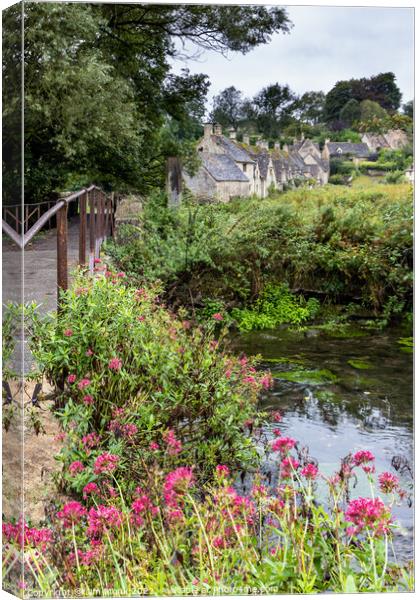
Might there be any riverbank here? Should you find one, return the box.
[106,180,413,327]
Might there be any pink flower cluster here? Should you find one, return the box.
[87,505,123,539]
[301,463,319,480]
[109,419,138,439]
[163,467,195,508]
[345,496,392,537]
[64,329,73,337]
[57,501,87,527]
[163,429,183,456]
[3,519,53,551]
[272,436,296,454]
[130,493,159,527]
[216,465,230,477]
[83,482,99,499]
[212,313,223,321]
[108,357,122,371]
[93,452,119,475]
[82,432,101,451]
[378,471,399,494]
[280,456,299,479]
[69,461,85,475]
[353,450,375,474]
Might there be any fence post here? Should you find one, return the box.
[79,193,87,266]
[57,203,68,304]
[89,190,95,271]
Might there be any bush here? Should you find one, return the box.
[231,284,320,331]
[28,267,270,492]
[328,174,347,185]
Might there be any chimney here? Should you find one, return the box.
[325,138,330,145]
[243,134,250,145]
[203,123,213,139]
[283,144,289,154]
[261,140,269,150]
[214,123,223,136]
[228,127,236,140]
[274,142,280,151]
[300,132,305,141]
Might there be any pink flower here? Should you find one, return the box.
[353,450,375,466]
[93,453,119,475]
[116,271,125,278]
[243,375,256,384]
[94,258,102,264]
[378,472,399,494]
[260,374,273,390]
[83,482,99,499]
[345,497,392,537]
[225,369,232,379]
[163,467,195,508]
[212,312,223,321]
[85,348,94,357]
[82,432,101,450]
[163,429,182,456]
[273,411,283,423]
[69,461,84,474]
[57,501,87,527]
[216,465,230,477]
[280,456,299,478]
[3,519,53,550]
[182,320,191,330]
[301,464,319,480]
[130,494,158,527]
[137,315,145,322]
[272,436,296,453]
[54,432,66,443]
[108,357,122,371]
[87,505,123,539]
[149,442,159,451]
[67,374,77,384]
[83,394,94,405]
[273,428,282,437]
[78,378,91,390]
[64,329,73,337]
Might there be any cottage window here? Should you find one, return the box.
[243,163,247,172]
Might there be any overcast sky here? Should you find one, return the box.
[172,5,414,113]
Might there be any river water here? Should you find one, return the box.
[232,324,414,562]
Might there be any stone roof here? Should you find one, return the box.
[249,150,270,179]
[327,142,370,158]
[201,153,249,182]
[212,135,255,163]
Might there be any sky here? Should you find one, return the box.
[172,5,414,113]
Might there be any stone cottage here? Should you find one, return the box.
[361,129,409,152]
[321,140,371,163]
[179,124,330,203]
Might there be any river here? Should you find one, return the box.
[232,323,414,562]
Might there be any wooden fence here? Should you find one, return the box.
[2,185,118,307]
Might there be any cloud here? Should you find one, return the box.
[171,5,414,110]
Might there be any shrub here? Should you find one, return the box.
[28,266,269,491]
[231,284,320,332]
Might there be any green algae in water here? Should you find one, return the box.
[271,368,339,385]
[347,359,373,370]
[260,356,307,366]
[397,337,413,353]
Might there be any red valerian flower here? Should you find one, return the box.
[212,312,223,321]
[301,463,319,480]
[93,452,119,475]
[345,496,392,537]
[67,374,77,384]
[108,357,122,371]
[216,465,230,477]
[87,505,123,539]
[78,378,91,390]
[64,329,73,337]
[69,461,84,475]
[83,482,99,499]
[83,394,94,405]
[272,411,283,423]
[163,467,195,507]
[353,450,375,466]
[57,501,87,527]
[378,471,400,494]
[163,429,182,456]
[272,436,296,453]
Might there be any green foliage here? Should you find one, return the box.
[231,284,320,331]
[109,183,412,322]
[28,270,266,489]
[339,99,361,127]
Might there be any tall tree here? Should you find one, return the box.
[210,86,245,128]
[292,91,325,125]
[252,83,296,138]
[339,99,361,127]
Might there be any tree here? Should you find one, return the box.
[3,3,292,204]
[210,87,245,128]
[339,99,361,127]
[252,83,296,138]
[292,91,325,125]
[325,72,402,124]
[402,100,413,119]
[359,99,389,121]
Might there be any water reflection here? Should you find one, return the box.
[232,324,414,561]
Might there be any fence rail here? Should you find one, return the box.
[2,185,118,307]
